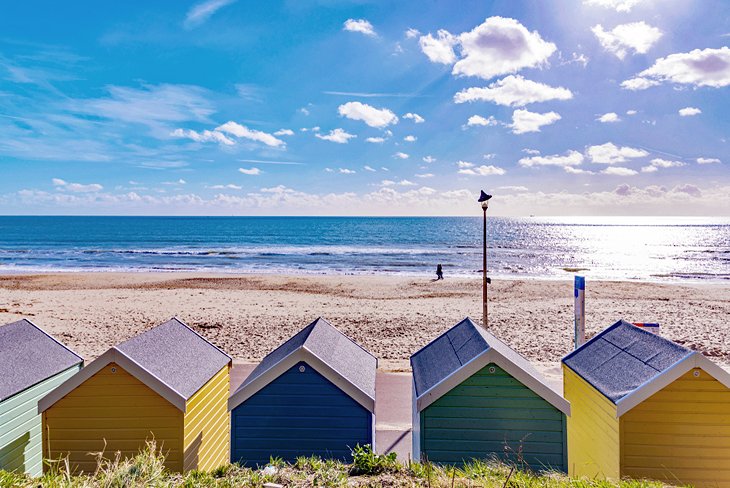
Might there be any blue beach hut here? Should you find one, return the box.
[0,319,82,476]
[228,318,376,466]
[411,318,570,471]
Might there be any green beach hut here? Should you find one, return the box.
[411,318,570,471]
[0,319,83,476]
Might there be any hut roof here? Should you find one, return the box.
[0,319,83,402]
[229,317,377,412]
[411,317,569,414]
[563,319,693,405]
[39,318,230,413]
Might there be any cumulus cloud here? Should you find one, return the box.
[518,150,584,167]
[564,167,595,175]
[423,156,436,163]
[238,167,261,175]
[216,122,285,147]
[170,128,234,145]
[603,166,638,176]
[405,28,421,39]
[467,115,499,127]
[403,135,417,142]
[626,109,638,115]
[586,142,648,164]
[679,107,702,116]
[583,0,645,12]
[365,136,385,143]
[641,165,658,173]
[394,152,410,159]
[343,19,376,37]
[416,173,434,178]
[650,158,686,168]
[315,128,356,144]
[208,184,242,190]
[52,178,103,192]
[592,22,662,59]
[454,75,572,106]
[403,112,425,123]
[697,157,721,164]
[338,101,398,128]
[597,112,620,123]
[274,128,294,136]
[510,109,561,134]
[498,185,529,192]
[457,161,474,168]
[419,17,556,80]
[622,47,730,89]
[458,164,506,176]
[338,168,356,174]
[381,179,417,187]
[419,30,458,64]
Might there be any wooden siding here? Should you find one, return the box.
[420,363,566,471]
[563,366,620,479]
[0,365,79,477]
[621,368,730,487]
[183,365,230,472]
[231,361,372,466]
[43,363,184,473]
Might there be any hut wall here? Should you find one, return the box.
[420,363,566,471]
[620,367,730,487]
[0,365,79,477]
[43,362,184,473]
[231,361,372,466]
[183,365,230,472]
[563,366,620,479]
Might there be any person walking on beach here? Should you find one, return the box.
[436,263,444,280]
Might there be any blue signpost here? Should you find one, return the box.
[574,276,585,349]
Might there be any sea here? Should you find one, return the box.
[0,216,728,282]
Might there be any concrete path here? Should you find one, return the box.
[230,362,414,461]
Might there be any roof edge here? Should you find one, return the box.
[19,318,85,364]
[410,317,477,364]
[165,317,232,362]
[561,319,627,364]
[311,317,378,362]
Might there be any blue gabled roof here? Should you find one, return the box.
[562,319,692,404]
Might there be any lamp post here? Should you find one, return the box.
[478,190,492,329]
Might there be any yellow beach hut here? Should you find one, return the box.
[562,319,730,487]
[38,318,231,473]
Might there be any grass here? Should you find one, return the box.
[0,441,673,488]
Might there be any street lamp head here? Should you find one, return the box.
[478,190,492,210]
[481,201,489,210]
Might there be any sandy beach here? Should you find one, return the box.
[1,273,728,371]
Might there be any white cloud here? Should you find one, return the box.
[216,122,285,147]
[650,158,686,168]
[208,184,243,190]
[184,0,235,29]
[679,107,702,117]
[52,178,103,192]
[458,165,506,176]
[404,135,417,142]
[403,112,425,123]
[457,161,474,168]
[416,173,434,178]
[467,115,499,127]
[586,142,648,164]
[405,28,421,39]
[365,136,385,143]
[274,128,295,136]
[522,148,540,155]
[583,0,645,12]
[519,150,584,167]
[626,109,638,115]
[483,153,496,160]
[343,19,376,37]
[394,152,410,159]
[597,112,620,123]
[238,167,261,175]
[454,75,572,106]
[564,167,595,175]
[419,30,458,64]
[697,157,721,164]
[510,109,561,134]
[603,166,638,176]
[364,165,377,172]
[423,156,436,163]
[381,179,416,187]
[338,168,356,174]
[641,165,658,173]
[338,101,398,128]
[623,47,730,89]
[299,107,310,116]
[497,185,529,192]
[315,128,356,144]
[592,22,662,59]
[170,128,234,145]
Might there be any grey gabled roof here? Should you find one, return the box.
[562,319,693,404]
[230,318,377,411]
[410,317,569,414]
[115,317,231,400]
[0,319,83,402]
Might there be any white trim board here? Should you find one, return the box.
[228,347,375,413]
[414,348,571,416]
[38,347,188,413]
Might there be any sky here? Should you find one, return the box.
[0,0,728,216]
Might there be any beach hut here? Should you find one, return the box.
[228,317,376,466]
[38,318,231,473]
[563,319,730,486]
[0,319,82,477]
[411,318,570,471]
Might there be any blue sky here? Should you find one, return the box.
[0,0,728,216]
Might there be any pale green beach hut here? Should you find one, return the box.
[0,319,83,476]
